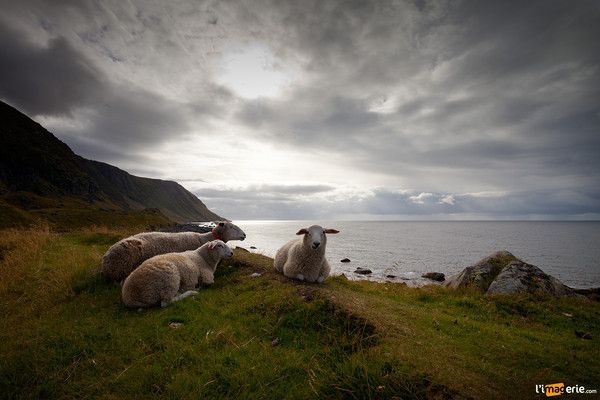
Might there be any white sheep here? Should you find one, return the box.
[121,240,233,308]
[102,221,245,282]
[274,225,339,283]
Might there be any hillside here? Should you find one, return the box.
[0,100,222,227]
[0,226,598,399]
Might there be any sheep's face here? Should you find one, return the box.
[213,221,246,242]
[296,225,339,250]
[208,240,234,258]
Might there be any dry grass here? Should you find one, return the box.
[0,223,52,298]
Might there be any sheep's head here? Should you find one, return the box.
[296,225,339,250]
[212,221,246,242]
[207,240,234,258]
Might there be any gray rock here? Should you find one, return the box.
[354,267,372,275]
[444,250,517,291]
[487,261,582,297]
[422,272,445,282]
[445,251,584,298]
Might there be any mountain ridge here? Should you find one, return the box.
[0,100,223,226]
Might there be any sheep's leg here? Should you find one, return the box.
[161,290,198,308]
[197,269,215,286]
[317,260,331,283]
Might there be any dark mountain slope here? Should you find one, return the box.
[0,100,222,224]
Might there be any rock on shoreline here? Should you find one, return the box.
[444,250,584,298]
[354,267,372,275]
[422,272,445,282]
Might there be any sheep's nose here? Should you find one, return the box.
[312,241,320,249]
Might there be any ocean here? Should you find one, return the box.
[228,220,600,288]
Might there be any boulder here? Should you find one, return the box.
[487,261,581,297]
[445,251,586,299]
[443,250,518,291]
[422,272,445,282]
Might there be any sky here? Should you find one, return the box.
[1,0,599,220]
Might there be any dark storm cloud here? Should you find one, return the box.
[0,22,104,116]
[0,13,228,160]
[227,0,600,198]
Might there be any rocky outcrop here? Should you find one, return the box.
[444,250,517,291]
[487,261,580,297]
[0,100,224,224]
[444,251,584,298]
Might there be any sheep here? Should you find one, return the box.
[102,221,245,282]
[274,225,339,283]
[121,240,233,308]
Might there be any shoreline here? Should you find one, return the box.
[238,246,600,295]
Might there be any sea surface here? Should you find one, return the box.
[225,221,600,288]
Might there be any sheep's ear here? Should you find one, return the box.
[208,242,216,250]
[296,228,309,235]
[324,229,339,234]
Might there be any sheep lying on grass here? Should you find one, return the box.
[274,225,339,283]
[122,240,233,308]
[102,221,245,282]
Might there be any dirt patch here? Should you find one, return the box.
[297,286,315,302]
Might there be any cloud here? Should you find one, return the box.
[0,22,104,116]
[409,192,434,204]
[0,15,231,161]
[230,0,600,193]
[197,183,335,202]
[196,184,600,220]
[1,0,599,219]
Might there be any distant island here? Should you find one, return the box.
[0,101,222,229]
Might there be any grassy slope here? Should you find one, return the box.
[0,193,173,230]
[0,228,598,399]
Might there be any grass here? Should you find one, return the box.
[0,195,173,230]
[0,227,598,399]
